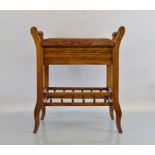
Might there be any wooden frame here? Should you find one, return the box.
[31,26,125,133]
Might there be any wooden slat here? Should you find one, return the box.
[48,87,108,91]
[44,92,112,99]
[43,47,113,53]
[44,53,112,59]
[44,60,112,65]
[44,102,113,106]
[44,58,112,62]
[44,52,112,55]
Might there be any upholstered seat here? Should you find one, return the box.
[41,38,114,48]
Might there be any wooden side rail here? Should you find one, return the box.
[44,92,112,99]
[43,87,113,107]
[44,102,113,106]
[48,87,109,91]
[43,47,113,53]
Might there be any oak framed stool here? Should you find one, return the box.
[31,26,125,133]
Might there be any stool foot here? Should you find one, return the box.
[41,106,46,120]
[113,102,122,133]
[33,102,41,133]
[109,106,114,120]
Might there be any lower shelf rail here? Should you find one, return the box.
[43,87,113,106]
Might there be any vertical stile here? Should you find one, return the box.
[82,89,84,103]
[72,96,74,103]
[61,96,63,103]
[104,97,106,103]
[105,97,108,102]
[83,96,85,103]
[93,96,96,103]
[72,89,74,103]
[53,90,56,103]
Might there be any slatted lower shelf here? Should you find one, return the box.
[43,87,113,106]
[44,102,113,106]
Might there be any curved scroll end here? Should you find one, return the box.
[37,31,44,41]
[112,30,118,38]
[31,26,38,36]
[31,26,44,42]
[112,26,125,43]
[38,31,43,36]
[118,26,125,41]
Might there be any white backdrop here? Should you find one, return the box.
[0,11,155,111]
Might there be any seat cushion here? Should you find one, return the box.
[41,38,114,48]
